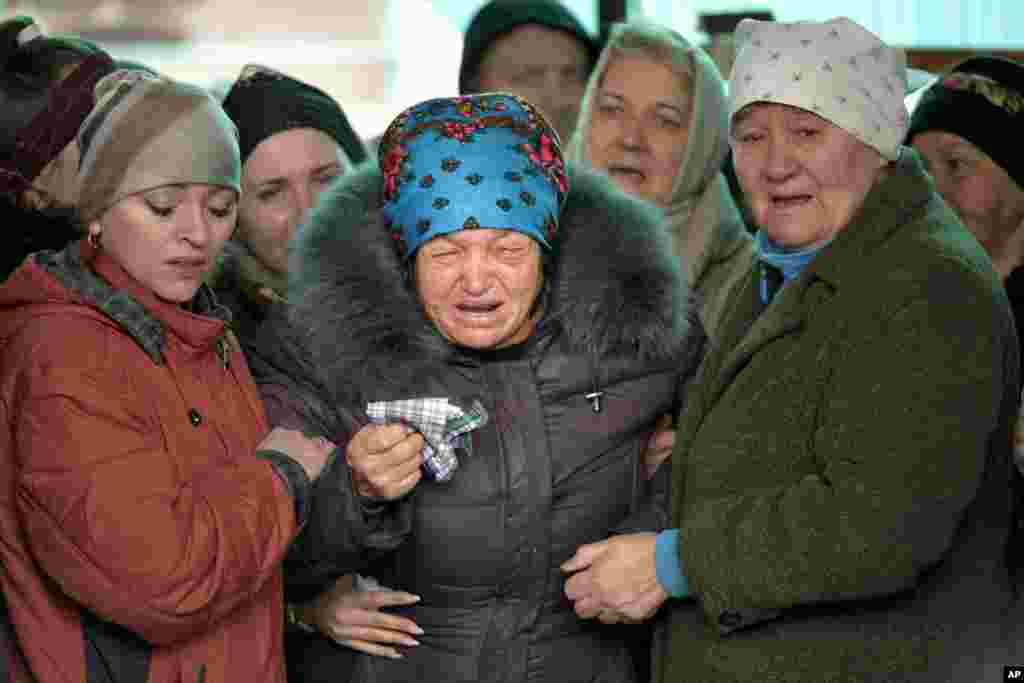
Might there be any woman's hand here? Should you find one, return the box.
[643,414,676,480]
[295,574,423,659]
[562,533,668,624]
[259,427,335,481]
[346,423,425,499]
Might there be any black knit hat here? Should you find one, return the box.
[221,64,368,166]
[0,16,114,194]
[906,55,1024,190]
[459,0,599,95]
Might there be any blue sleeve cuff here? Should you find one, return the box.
[655,528,690,599]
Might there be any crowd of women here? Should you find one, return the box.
[0,1,1023,681]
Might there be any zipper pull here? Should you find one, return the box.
[585,391,604,413]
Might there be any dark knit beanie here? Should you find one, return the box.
[221,64,367,166]
[0,16,114,194]
[907,55,1024,190]
[459,0,599,94]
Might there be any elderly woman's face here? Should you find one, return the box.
[587,55,690,207]
[238,127,346,275]
[415,229,543,350]
[912,130,1024,266]
[732,103,886,250]
[90,184,238,303]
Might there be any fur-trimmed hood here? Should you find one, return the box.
[286,161,700,386]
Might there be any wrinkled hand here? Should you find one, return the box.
[296,574,423,659]
[643,414,676,480]
[346,423,425,499]
[259,427,335,481]
[562,533,668,624]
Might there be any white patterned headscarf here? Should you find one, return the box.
[728,17,908,160]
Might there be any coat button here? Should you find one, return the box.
[188,408,203,427]
[718,610,742,629]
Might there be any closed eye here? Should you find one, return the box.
[145,201,174,217]
[596,94,625,114]
[657,114,683,129]
[734,130,764,144]
[208,203,236,219]
[258,186,282,202]
[511,67,546,85]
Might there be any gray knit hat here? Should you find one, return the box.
[77,70,241,222]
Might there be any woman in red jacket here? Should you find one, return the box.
[0,69,334,683]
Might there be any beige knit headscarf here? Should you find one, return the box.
[569,19,739,286]
[77,70,241,223]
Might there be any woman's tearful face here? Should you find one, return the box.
[731,102,887,249]
[415,229,544,350]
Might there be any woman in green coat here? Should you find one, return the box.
[562,16,1021,682]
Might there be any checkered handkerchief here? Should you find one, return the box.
[364,397,488,482]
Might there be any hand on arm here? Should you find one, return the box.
[561,533,670,624]
[259,427,335,481]
[643,414,676,480]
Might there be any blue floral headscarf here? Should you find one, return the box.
[378,93,569,259]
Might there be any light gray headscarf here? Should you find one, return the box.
[77,70,241,222]
[569,19,751,328]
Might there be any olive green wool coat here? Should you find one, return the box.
[657,149,1022,683]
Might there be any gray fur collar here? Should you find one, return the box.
[288,162,697,380]
[37,246,229,364]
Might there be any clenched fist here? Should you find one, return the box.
[346,423,425,499]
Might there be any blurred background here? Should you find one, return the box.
[5,0,1022,141]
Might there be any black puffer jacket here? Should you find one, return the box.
[252,163,705,683]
